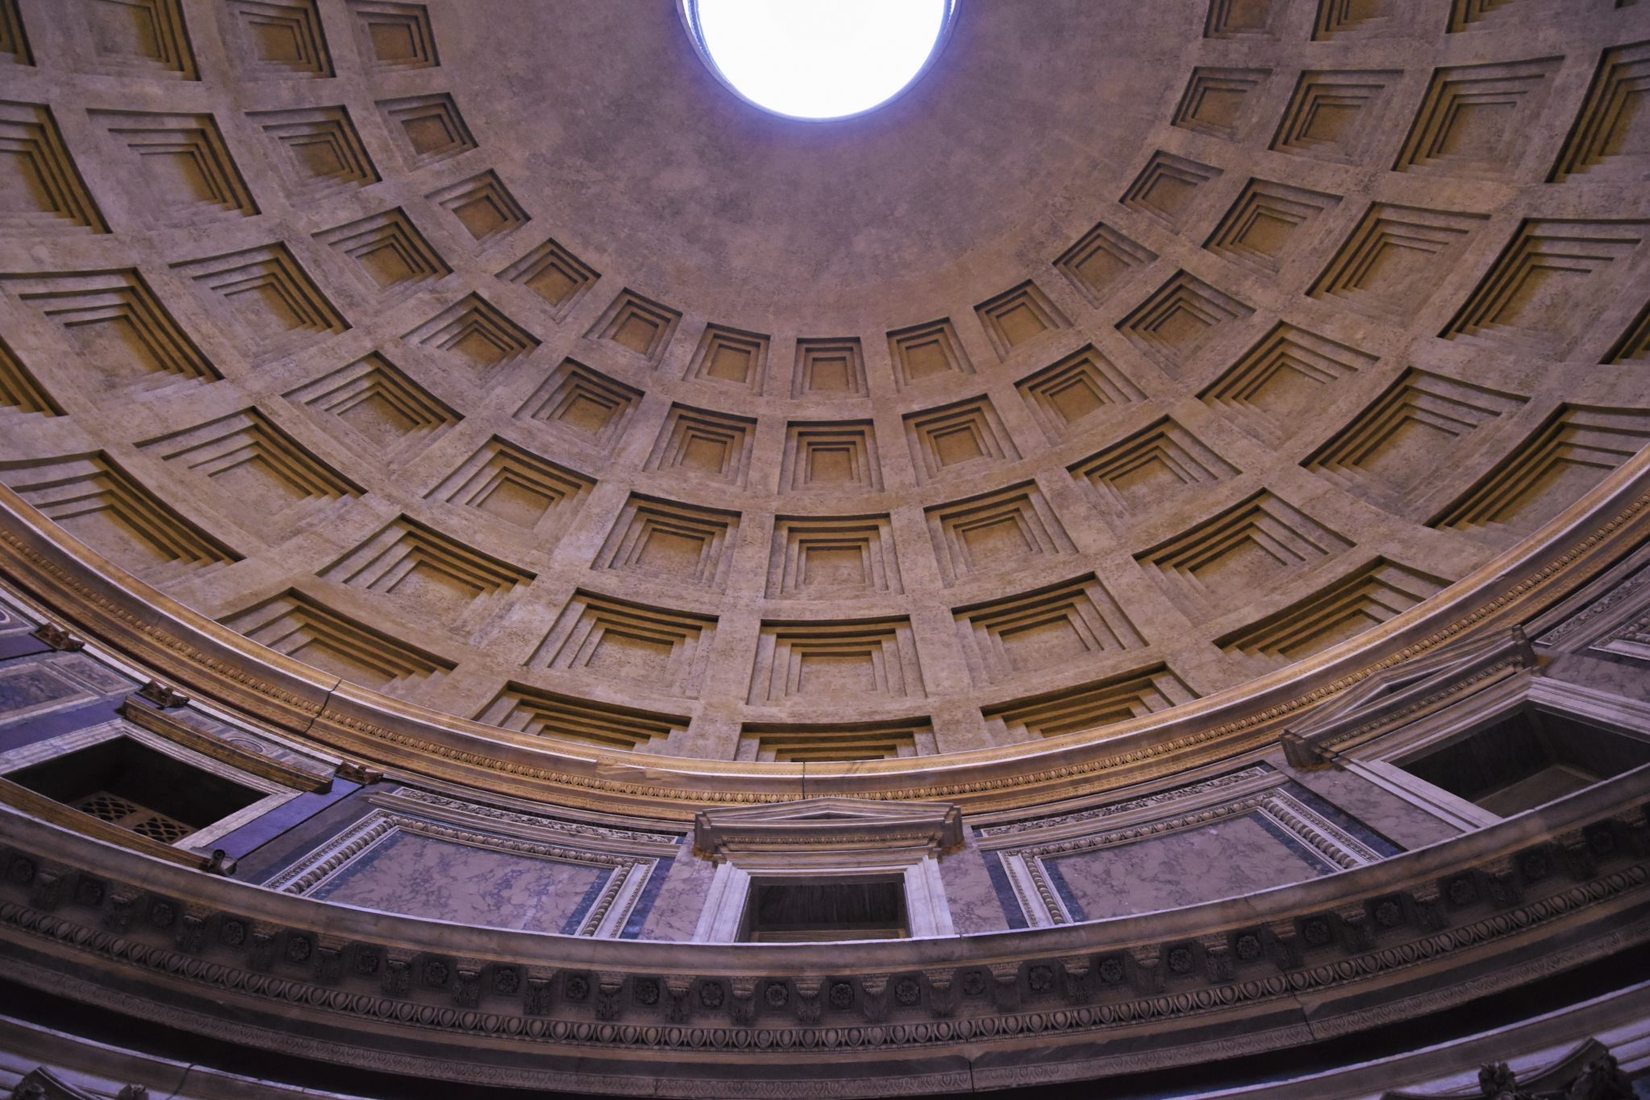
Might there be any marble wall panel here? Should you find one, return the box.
[1284,756,1458,851]
[0,653,135,747]
[0,602,31,640]
[0,663,89,723]
[638,850,716,942]
[1047,811,1329,921]
[1548,652,1650,706]
[309,829,609,934]
[940,846,1016,934]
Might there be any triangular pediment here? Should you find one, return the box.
[701,797,941,826]
[693,797,963,859]
[1283,626,1534,766]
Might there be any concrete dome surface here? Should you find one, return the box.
[0,1,1648,1097]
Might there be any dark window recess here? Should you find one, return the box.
[9,737,262,843]
[741,877,909,942]
[1399,708,1650,817]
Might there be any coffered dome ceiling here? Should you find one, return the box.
[1,0,1648,785]
[5,3,1650,1098]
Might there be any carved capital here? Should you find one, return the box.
[987,962,1022,1010]
[336,761,383,785]
[524,975,555,1015]
[454,967,483,1008]
[1279,730,1327,769]
[592,972,626,1020]
[175,908,211,954]
[137,679,189,708]
[101,889,141,933]
[921,968,953,991]
[663,975,694,1023]
[382,954,413,996]
[33,622,84,651]
[28,871,64,912]
[314,944,345,983]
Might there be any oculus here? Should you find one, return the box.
[680,0,958,121]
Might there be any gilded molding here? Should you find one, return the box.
[1,467,1647,814]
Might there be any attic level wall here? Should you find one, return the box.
[5,560,1648,942]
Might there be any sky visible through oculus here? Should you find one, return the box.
[693,0,952,120]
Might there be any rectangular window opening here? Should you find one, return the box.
[9,736,262,843]
[1397,707,1650,818]
[740,876,910,942]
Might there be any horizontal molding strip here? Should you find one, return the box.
[0,448,1647,817]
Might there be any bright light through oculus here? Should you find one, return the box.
[685,0,956,121]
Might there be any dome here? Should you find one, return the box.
[0,1,1648,1097]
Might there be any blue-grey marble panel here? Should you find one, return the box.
[621,847,676,939]
[978,850,1028,930]
[1047,811,1329,921]
[310,829,610,933]
[216,780,361,859]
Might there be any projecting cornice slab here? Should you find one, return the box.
[692,797,965,860]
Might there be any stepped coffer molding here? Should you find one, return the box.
[1,0,1649,1096]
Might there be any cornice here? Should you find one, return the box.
[0,774,1646,1095]
[1,451,1647,818]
